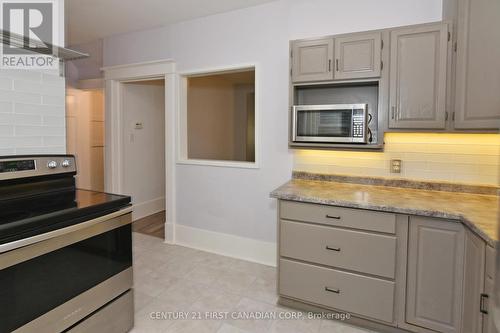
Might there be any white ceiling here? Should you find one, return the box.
[66,0,276,45]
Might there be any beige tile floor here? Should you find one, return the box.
[130,232,380,333]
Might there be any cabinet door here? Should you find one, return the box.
[453,0,500,129]
[291,38,334,83]
[483,245,498,333]
[406,217,464,333]
[334,32,382,80]
[389,24,448,129]
[462,230,485,333]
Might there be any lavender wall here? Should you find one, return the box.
[102,0,442,243]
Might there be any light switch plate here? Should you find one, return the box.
[390,159,402,173]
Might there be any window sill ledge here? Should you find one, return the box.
[176,159,259,169]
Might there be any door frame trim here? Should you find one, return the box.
[102,59,177,244]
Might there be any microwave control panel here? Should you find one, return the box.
[352,110,366,138]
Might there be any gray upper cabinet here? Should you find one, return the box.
[452,0,500,129]
[334,32,382,80]
[389,23,449,129]
[405,216,465,333]
[291,38,334,83]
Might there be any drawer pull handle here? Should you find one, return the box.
[325,287,340,294]
[325,246,341,252]
[325,214,341,220]
[480,293,489,314]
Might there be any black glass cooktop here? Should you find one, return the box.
[0,189,131,245]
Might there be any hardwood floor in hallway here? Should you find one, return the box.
[132,211,165,239]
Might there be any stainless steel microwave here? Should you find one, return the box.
[292,104,369,144]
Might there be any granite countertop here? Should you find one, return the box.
[271,176,499,246]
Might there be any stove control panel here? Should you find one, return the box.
[0,155,76,181]
[0,159,36,173]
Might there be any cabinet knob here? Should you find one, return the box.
[326,246,341,252]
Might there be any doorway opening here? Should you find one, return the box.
[66,86,105,191]
[103,60,175,244]
[121,79,166,240]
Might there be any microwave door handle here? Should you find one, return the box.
[292,107,298,142]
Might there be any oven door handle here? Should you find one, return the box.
[0,207,133,256]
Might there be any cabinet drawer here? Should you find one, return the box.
[279,259,395,323]
[280,220,396,278]
[280,200,396,234]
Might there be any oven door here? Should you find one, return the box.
[0,210,133,333]
[292,104,366,143]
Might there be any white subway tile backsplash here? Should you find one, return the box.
[294,134,500,186]
[402,160,427,172]
[13,114,42,125]
[0,77,13,90]
[42,95,65,106]
[12,80,42,94]
[0,148,15,155]
[41,73,65,85]
[453,154,500,165]
[43,115,65,126]
[0,69,42,81]
[15,146,65,155]
[403,153,449,163]
[14,80,62,96]
[0,125,14,136]
[0,101,13,113]
[457,173,499,185]
[0,90,40,104]
[15,125,65,137]
[42,136,66,146]
[0,69,65,156]
[15,103,64,115]
[0,113,13,124]
[407,169,456,182]
[0,136,42,148]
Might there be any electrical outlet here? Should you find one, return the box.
[390,159,402,173]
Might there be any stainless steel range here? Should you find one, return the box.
[0,155,134,333]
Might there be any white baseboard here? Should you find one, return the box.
[174,224,277,267]
[132,197,165,221]
[164,221,175,244]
